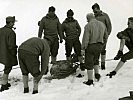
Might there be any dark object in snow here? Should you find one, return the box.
[24,87,29,93]
[119,96,132,100]
[95,73,101,81]
[106,71,116,78]
[0,83,11,92]
[32,90,38,94]
[83,80,94,86]
[76,74,84,78]
[50,60,78,79]
[114,50,123,60]
[129,91,133,99]
[119,91,133,100]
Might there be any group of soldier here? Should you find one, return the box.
[0,3,133,94]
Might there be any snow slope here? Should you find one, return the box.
[1,60,133,100]
[0,0,133,100]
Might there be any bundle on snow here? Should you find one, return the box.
[50,60,79,79]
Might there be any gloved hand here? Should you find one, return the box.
[106,71,116,78]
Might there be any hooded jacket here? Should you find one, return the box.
[117,28,133,50]
[0,25,18,66]
[19,37,50,75]
[62,18,81,40]
[95,11,112,35]
[38,14,62,42]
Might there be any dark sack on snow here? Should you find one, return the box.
[50,60,78,79]
[119,96,132,100]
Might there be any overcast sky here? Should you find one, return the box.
[0,0,133,59]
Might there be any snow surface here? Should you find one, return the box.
[0,0,133,100]
[1,61,133,100]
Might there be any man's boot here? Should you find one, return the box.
[23,75,29,93]
[83,70,94,85]
[94,65,101,81]
[0,74,10,92]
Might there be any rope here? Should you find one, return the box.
[100,58,114,62]
[0,59,115,72]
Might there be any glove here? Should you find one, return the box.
[106,71,116,78]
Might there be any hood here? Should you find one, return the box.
[46,13,58,19]
[63,17,76,23]
[94,10,103,17]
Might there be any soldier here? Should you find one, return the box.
[107,17,133,78]
[0,16,18,92]
[92,3,112,70]
[62,9,84,71]
[18,37,50,94]
[82,13,107,85]
[38,6,63,63]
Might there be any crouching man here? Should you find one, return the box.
[18,37,50,94]
[107,17,133,78]
[82,13,107,85]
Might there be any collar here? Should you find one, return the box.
[94,10,103,17]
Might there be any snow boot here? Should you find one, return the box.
[5,83,11,87]
[32,90,38,94]
[95,73,101,81]
[83,80,94,86]
[106,71,116,78]
[129,91,133,99]
[0,84,9,92]
[24,87,29,93]
[114,50,123,60]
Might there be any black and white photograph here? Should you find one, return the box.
[0,0,133,100]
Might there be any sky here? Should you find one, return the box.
[0,0,133,100]
[0,0,133,60]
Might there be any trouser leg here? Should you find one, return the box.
[23,75,29,88]
[2,74,8,85]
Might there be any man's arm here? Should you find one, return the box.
[57,19,63,43]
[81,25,90,50]
[38,19,44,38]
[76,20,81,36]
[61,23,66,40]
[8,31,18,56]
[117,29,130,41]
[105,13,112,35]
[40,46,50,75]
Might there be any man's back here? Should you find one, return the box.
[85,19,106,44]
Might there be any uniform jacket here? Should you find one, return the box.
[95,11,112,35]
[117,28,133,50]
[0,25,18,66]
[82,19,108,49]
[62,18,81,39]
[18,37,50,75]
[38,14,63,42]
